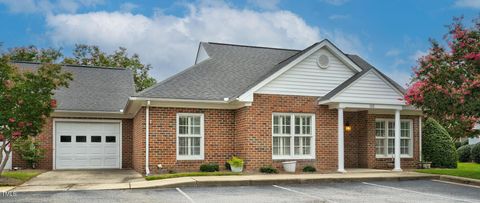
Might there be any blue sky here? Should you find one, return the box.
[0,0,479,86]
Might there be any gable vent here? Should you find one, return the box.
[317,54,330,69]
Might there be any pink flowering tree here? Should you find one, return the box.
[405,17,480,141]
[0,56,71,175]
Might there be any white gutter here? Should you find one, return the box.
[145,100,150,176]
[419,116,422,162]
[130,96,230,103]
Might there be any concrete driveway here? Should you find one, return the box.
[12,170,143,192]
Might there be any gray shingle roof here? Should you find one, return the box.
[138,41,404,101]
[13,62,135,112]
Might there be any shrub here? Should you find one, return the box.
[422,118,457,168]
[199,163,219,172]
[227,156,244,168]
[457,145,473,162]
[302,165,316,172]
[455,141,462,149]
[472,143,480,164]
[12,137,45,168]
[224,162,231,170]
[260,166,278,174]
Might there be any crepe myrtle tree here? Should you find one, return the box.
[405,17,480,141]
[0,56,71,175]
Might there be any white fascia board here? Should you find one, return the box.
[52,110,129,119]
[237,40,363,102]
[130,97,251,109]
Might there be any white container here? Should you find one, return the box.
[282,161,297,173]
[231,165,243,173]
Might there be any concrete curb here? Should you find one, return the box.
[438,175,480,187]
[8,172,440,192]
[131,173,440,190]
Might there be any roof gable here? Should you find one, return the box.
[256,46,356,97]
[323,69,405,105]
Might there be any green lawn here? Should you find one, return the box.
[146,171,242,181]
[2,170,42,181]
[0,170,44,186]
[416,162,480,180]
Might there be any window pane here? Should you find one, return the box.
[192,137,201,155]
[179,126,188,134]
[273,137,290,155]
[401,139,410,155]
[375,139,385,155]
[273,126,279,134]
[303,137,311,155]
[294,137,300,155]
[388,139,395,155]
[60,135,71,142]
[401,121,410,138]
[106,136,116,143]
[388,122,395,137]
[273,116,279,125]
[284,116,291,134]
[375,121,385,137]
[179,137,187,155]
[295,117,300,134]
[191,126,200,135]
[179,117,187,125]
[91,136,101,143]
[193,117,201,125]
[273,137,280,155]
[76,136,86,143]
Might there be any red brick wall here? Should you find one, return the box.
[235,94,339,172]
[364,114,421,169]
[146,107,236,173]
[12,118,134,170]
[132,108,146,173]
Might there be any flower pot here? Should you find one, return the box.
[231,165,243,173]
[282,161,297,173]
[421,162,431,169]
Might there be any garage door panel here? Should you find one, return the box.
[55,121,121,169]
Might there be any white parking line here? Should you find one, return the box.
[272,185,336,203]
[176,187,195,203]
[361,182,477,203]
[432,179,480,189]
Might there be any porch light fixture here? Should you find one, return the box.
[345,122,352,133]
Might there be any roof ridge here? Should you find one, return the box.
[206,42,301,52]
[12,61,129,71]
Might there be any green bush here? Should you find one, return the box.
[12,137,45,168]
[472,143,480,164]
[260,166,279,174]
[227,156,244,168]
[422,118,457,168]
[302,165,316,172]
[199,163,219,172]
[457,145,472,162]
[224,162,231,170]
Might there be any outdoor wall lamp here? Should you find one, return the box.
[345,122,352,133]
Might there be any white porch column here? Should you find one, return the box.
[393,109,402,172]
[337,108,346,173]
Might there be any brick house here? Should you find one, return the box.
[11,39,423,175]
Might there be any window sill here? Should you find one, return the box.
[272,156,315,160]
[176,156,204,161]
[375,155,413,159]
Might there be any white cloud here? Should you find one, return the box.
[328,14,349,20]
[247,0,281,10]
[385,48,401,57]
[454,0,480,8]
[0,0,104,14]
[45,2,369,80]
[321,0,349,6]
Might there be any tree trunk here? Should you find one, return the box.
[0,141,12,177]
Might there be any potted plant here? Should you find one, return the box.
[282,161,297,173]
[418,155,432,169]
[227,156,244,172]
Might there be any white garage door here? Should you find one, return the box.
[55,121,121,169]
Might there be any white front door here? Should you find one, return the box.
[55,121,121,169]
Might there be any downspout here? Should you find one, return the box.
[145,100,150,176]
[419,116,422,162]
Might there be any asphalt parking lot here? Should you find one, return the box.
[2,179,480,203]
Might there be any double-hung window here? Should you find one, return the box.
[375,119,413,158]
[272,113,315,159]
[177,113,204,160]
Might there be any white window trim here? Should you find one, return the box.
[375,118,413,159]
[272,113,316,160]
[176,113,205,160]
